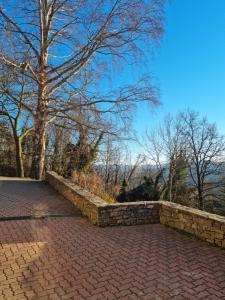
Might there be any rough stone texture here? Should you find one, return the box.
[1,218,225,300]
[160,201,225,248]
[46,172,160,226]
[46,172,106,224]
[46,172,225,249]
[98,202,160,226]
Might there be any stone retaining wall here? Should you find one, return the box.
[46,172,160,226]
[46,171,225,248]
[160,201,225,248]
[46,171,105,224]
[98,202,160,226]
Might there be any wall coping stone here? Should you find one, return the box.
[47,171,108,207]
[47,172,225,223]
[46,171,225,248]
[160,201,225,223]
[46,171,225,223]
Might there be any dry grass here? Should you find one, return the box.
[72,170,116,203]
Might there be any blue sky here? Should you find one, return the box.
[127,0,225,137]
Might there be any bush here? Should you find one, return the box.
[72,170,116,203]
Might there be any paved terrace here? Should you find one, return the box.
[0,178,225,300]
[0,177,81,218]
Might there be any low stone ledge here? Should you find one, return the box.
[46,171,107,225]
[98,202,160,226]
[46,172,225,248]
[160,201,225,248]
[46,171,160,226]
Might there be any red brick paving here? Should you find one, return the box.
[0,218,225,300]
[0,178,225,299]
[0,178,80,218]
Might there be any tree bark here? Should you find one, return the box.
[30,86,48,179]
[197,184,204,210]
[14,134,24,178]
[30,29,49,180]
[30,113,47,180]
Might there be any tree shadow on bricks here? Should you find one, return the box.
[1,219,225,299]
[0,179,81,218]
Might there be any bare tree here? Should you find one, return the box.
[143,112,225,208]
[66,125,104,175]
[100,137,121,187]
[47,122,72,175]
[126,154,146,185]
[0,0,165,179]
[181,111,225,210]
[95,136,132,197]
[144,114,187,201]
[0,71,34,177]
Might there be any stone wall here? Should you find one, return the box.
[46,172,160,226]
[98,202,160,226]
[46,172,225,248]
[46,171,105,224]
[160,201,225,248]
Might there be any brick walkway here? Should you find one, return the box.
[0,178,80,218]
[0,179,225,299]
[1,219,225,300]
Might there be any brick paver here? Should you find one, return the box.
[0,179,225,299]
[0,178,80,218]
[0,218,225,300]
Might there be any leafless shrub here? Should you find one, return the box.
[72,170,116,203]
